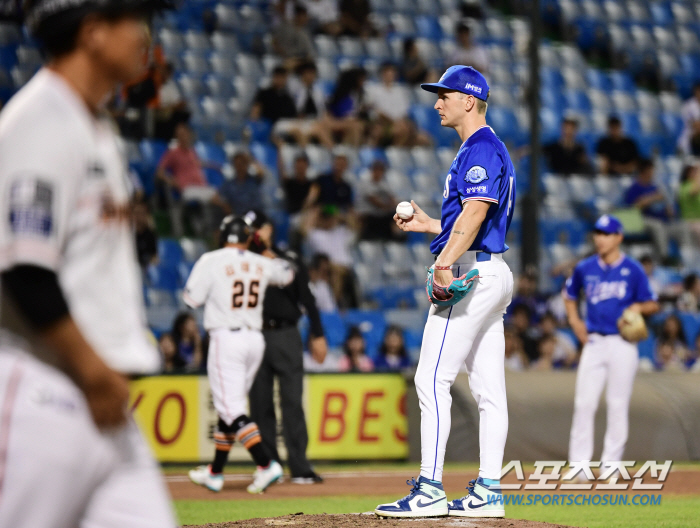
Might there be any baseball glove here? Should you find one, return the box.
[617,308,648,342]
[426,268,480,307]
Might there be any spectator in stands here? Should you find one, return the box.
[365,63,429,147]
[158,332,183,373]
[401,38,431,85]
[154,62,189,141]
[633,53,661,93]
[639,255,662,299]
[504,325,528,371]
[375,326,411,371]
[596,116,639,176]
[539,312,578,368]
[678,164,700,246]
[133,200,158,270]
[172,312,203,372]
[251,66,297,125]
[542,117,591,175]
[448,23,489,73]
[272,4,315,69]
[510,304,539,362]
[677,274,700,313]
[300,0,341,35]
[508,269,549,323]
[339,326,374,372]
[530,335,557,371]
[308,253,337,312]
[679,83,700,155]
[356,160,396,240]
[624,159,691,264]
[156,123,210,193]
[311,151,354,210]
[325,67,367,146]
[654,315,689,371]
[301,206,359,308]
[339,0,375,37]
[276,61,335,148]
[281,152,316,215]
[212,151,266,216]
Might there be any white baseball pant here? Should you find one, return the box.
[569,334,638,465]
[415,252,514,482]
[0,349,175,528]
[207,328,265,425]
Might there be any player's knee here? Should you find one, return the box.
[230,414,263,449]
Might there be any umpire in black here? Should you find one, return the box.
[246,210,327,483]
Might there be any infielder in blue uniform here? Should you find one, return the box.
[375,66,516,518]
[564,215,658,468]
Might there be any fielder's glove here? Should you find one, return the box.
[617,308,648,342]
[426,267,480,307]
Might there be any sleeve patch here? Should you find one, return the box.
[9,179,54,237]
[465,165,488,184]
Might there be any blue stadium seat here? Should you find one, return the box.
[249,141,278,176]
[608,71,636,93]
[649,1,673,26]
[244,120,272,143]
[203,167,224,187]
[541,67,565,89]
[488,106,523,144]
[195,140,227,166]
[158,238,184,267]
[320,311,346,348]
[563,89,592,112]
[147,265,181,291]
[585,69,612,91]
[415,15,442,40]
[678,313,700,344]
[139,139,168,172]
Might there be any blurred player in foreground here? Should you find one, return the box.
[564,215,659,471]
[185,216,294,493]
[0,1,176,527]
[375,65,516,518]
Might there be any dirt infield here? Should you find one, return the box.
[168,468,700,501]
[182,513,575,528]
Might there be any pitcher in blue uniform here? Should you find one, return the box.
[375,65,516,519]
[564,215,659,469]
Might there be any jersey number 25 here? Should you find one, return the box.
[232,280,259,308]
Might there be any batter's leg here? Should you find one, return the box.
[249,335,279,463]
[600,338,638,464]
[464,314,508,480]
[568,341,608,463]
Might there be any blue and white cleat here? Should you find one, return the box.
[188,465,224,492]
[374,476,448,518]
[448,477,505,517]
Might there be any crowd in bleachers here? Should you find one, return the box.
[2,0,700,375]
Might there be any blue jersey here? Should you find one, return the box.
[564,254,656,335]
[430,126,516,255]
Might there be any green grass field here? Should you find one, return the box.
[175,495,700,527]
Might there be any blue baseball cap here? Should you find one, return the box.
[593,214,624,234]
[421,65,489,101]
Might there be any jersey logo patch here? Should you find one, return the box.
[465,165,488,184]
[9,178,53,237]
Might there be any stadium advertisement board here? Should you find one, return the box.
[130,373,408,461]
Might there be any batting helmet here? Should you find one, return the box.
[219,215,252,248]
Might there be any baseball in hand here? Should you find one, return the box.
[396,201,414,220]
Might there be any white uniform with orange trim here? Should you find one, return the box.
[183,248,293,426]
[0,70,175,528]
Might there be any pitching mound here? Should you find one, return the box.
[184,513,575,528]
